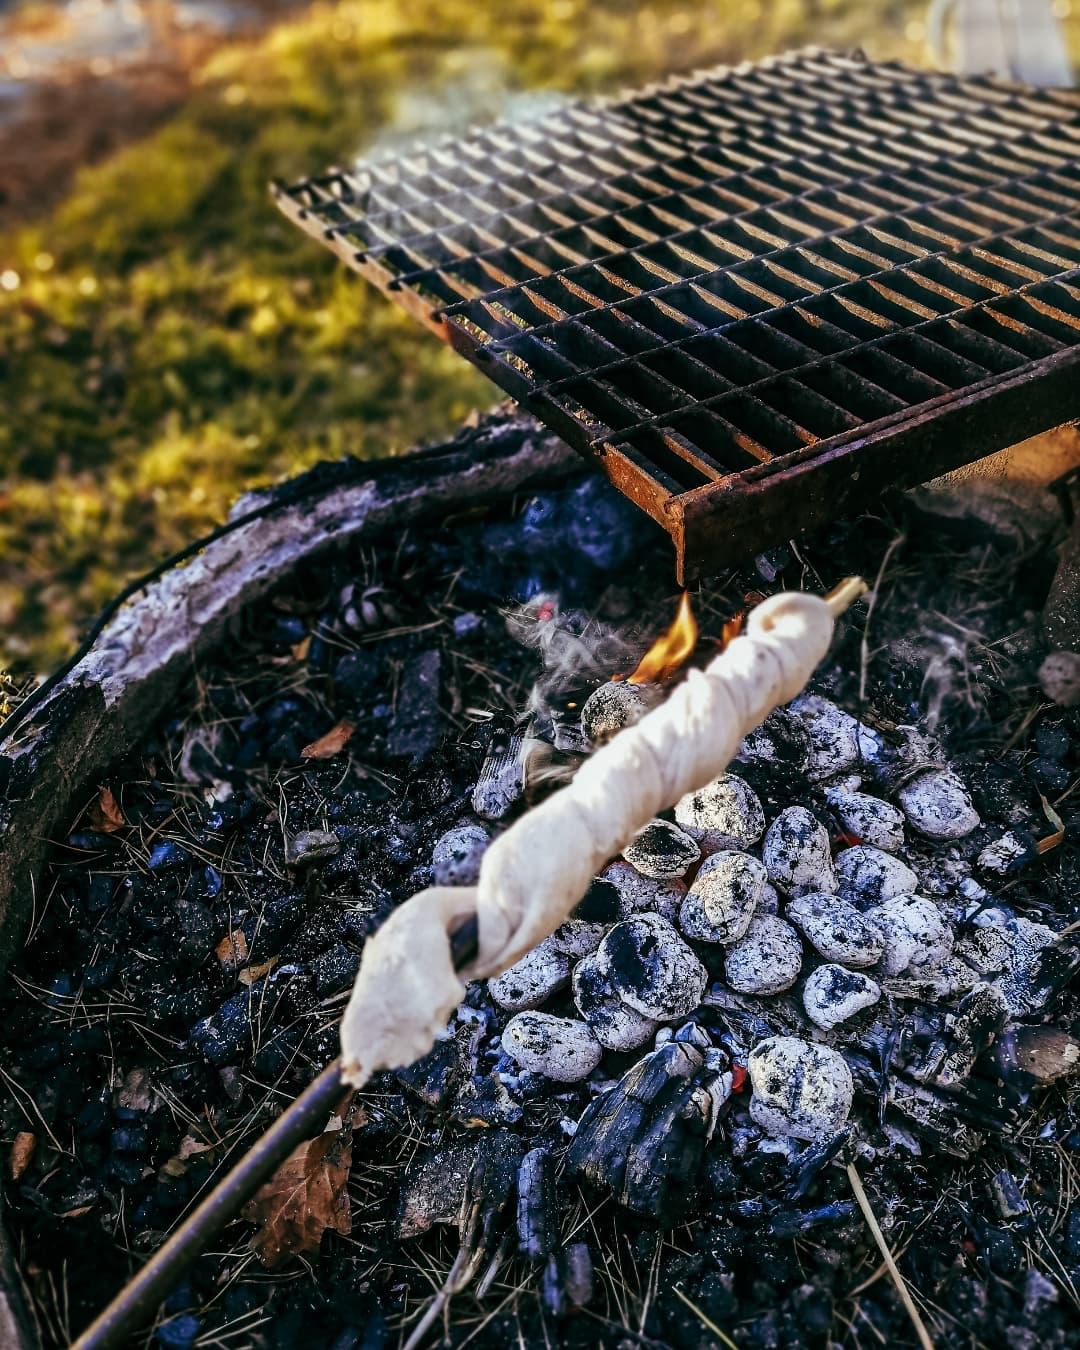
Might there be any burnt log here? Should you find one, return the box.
[566,1027,728,1222]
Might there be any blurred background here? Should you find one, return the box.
[1,0,1078,676]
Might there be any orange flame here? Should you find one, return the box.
[627,592,698,685]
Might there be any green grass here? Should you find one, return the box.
[0,0,1072,673]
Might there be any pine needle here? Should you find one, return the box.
[847,1162,935,1350]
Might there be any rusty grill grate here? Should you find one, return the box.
[275,48,1080,579]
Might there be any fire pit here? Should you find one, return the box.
[275,47,1080,580]
[2,407,1079,1348]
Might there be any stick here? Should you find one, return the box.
[846,1162,935,1350]
[70,919,479,1350]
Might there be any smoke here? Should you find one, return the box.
[356,48,571,173]
[507,593,640,735]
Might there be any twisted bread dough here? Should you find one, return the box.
[340,588,846,1087]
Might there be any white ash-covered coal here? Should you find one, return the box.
[408,622,1080,1229]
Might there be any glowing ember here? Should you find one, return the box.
[626,593,698,686]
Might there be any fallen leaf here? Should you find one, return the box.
[291,636,312,663]
[301,720,356,760]
[9,1132,35,1180]
[1036,793,1065,855]
[242,1103,364,1268]
[216,928,249,971]
[239,957,278,986]
[88,786,125,833]
[159,1132,215,1179]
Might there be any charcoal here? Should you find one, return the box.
[451,1070,524,1127]
[990,1169,1028,1221]
[1039,651,1080,707]
[471,729,526,821]
[790,695,867,781]
[147,842,191,872]
[723,916,803,996]
[285,829,340,866]
[678,850,767,944]
[622,819,699,879]
[786,893,884,968]
[310,943,359,996]
[155,1314,200,1349]
[768,1201,857,1238]
[517,1147,557,1263]
[566,1038,720,1220]
[599,913,707,1020]
[898,769,980,841]
[803,966,881,1030]
[825,786,905,852]
[189,987,261,1066]
[541,1242,593,1316]
[174,900,215,963]
[674,772,765,852]
[501,1012,603,1082]
[551,879,615,957]
[737,708,812,774]
[748,1037,854,1141]
[489,938,571,1012]
[977,830,1035,876]
[835,847,918,906]
[787,1128,853,1198]
[598,861,683,923]
[1034,723,1071,760]
[394,1137,484,1239]
[572,952,658,1051]
[388,649,442,760]
[431,821,489,885]
[580,680,653,746]
[333,649,382,704]
[870,895,953,975]
[763,807,835,896]
[927,983,1009,1086]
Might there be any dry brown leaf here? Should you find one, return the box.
[9,1132,35,1180]
[291,636,312,662]
[239,957,278,986]
[88,786,125,833]
[216,929,249,971]
[301,720,356,760]
[242,1105,364,1268]
[1036,793,1066,855]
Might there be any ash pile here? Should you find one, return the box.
[3,413,1080,1349]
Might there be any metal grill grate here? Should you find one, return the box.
[276,48,1080,579]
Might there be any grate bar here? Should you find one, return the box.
[277,49,1080,579]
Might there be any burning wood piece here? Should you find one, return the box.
[400,1130,523,1350]
[471,728,528,821]
[992,1023,1080,1087]
[541,1242,594,1318]
[566,1024,732,1221]
[516,1147,557,1264]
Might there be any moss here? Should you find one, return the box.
[1,0,1075,672]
